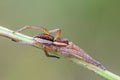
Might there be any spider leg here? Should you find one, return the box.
[68,42,80,51]
[14,26,61,39]
[14,25,50,34]
[43,46,60,59]
[49,28,61,39]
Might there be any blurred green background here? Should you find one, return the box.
[0,0,120,80]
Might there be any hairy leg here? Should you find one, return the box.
[15,26,50,34]
[49,29,61,39]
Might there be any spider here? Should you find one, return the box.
[13,26,105,70]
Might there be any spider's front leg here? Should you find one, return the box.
[67,42,81,51]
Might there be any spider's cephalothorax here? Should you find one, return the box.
[53,38,69,47]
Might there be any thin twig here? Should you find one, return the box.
[0,26,120,80]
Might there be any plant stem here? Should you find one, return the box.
[0,26,120,80]
[71,58,120,80]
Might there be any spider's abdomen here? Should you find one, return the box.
[34,33,54,41]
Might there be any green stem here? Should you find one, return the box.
[0,26,41,49]
[0,26,120,80]
[71,58,120,80]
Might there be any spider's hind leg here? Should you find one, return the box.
[13,26,50,34]
[43,46,60,59]
[49,28,61,39]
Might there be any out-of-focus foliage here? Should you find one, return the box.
[0,0,120,80]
